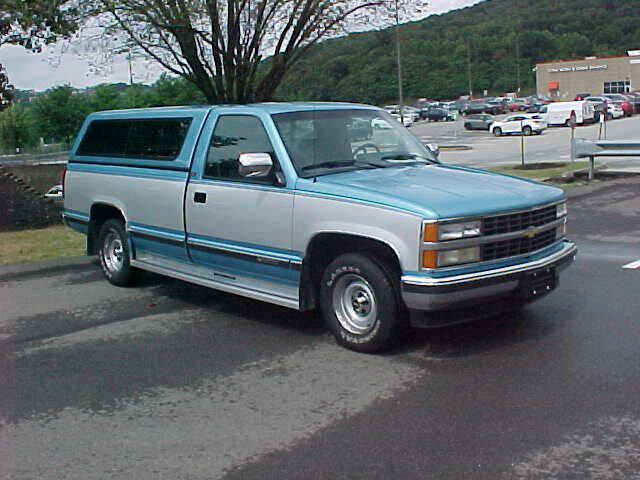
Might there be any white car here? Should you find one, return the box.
[607,103,624,119]
[490,114,546,136]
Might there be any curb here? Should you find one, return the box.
[0,255,96,280]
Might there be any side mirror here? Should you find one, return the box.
[238,152,273,178]
[426,143,440,160]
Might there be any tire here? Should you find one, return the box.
[464,123,472,130]
[319,253,405,353]
[522,126,532,136]
[98,218,138,287]
[493,127,502,137]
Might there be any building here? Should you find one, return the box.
[536,51,640,100]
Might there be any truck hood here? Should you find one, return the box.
[298,164,564,220]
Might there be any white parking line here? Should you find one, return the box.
[622,259,640,269]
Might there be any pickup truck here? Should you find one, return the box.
[63,103,576,352]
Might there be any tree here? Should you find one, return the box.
[0,106,36,153]
[0,63,12,110]
[0,1,78,50]
[77,0,427,104]
[31,85,88,144]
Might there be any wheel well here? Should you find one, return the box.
[87,203,125,255]
[299,233,402,311]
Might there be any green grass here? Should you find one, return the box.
[0,225,85,266]
[488,162,589,182]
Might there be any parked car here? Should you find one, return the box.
[486,99,508,114]
[385,105,418,126]
[607,102,625,119]
[44,184,64,205]
[574,93,591,101]
[507,98,530,112]
[423,107,454,122]
[463,114,494,131]
[545,101,596,126]
[63,103,575,352]
[522,113,548,128]
[602,94,633,117]
[622,93,640,114]
[463,100,494,115]
[490,114,546,136]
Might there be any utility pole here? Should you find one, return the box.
[466,40,473,97]
[128,48,134,85]
[394,0,405,124]
[515,35,521,93]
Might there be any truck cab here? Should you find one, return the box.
[64,103,576,352]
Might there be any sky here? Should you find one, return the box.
[2,0,481,92]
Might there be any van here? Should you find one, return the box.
[545,101,595,126]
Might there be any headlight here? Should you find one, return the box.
[422,247,481,268]
[424,220,481,242]
[556,202,567,218]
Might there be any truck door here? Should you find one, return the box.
[184,112,300,306]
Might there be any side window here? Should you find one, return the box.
[77,118,191,161]
[204,115,276,183]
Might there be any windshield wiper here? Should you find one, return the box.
[301,160,355,171]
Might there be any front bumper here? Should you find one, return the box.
[401,241,576,312]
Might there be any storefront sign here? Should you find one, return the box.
[547,64,608,73]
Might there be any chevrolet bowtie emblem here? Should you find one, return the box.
[523,226,539,239]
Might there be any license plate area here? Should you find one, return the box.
[518,267,557,300]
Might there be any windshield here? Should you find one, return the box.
[272,109,436,178]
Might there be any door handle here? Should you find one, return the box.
[194,192,207,204]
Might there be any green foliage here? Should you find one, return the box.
[30,85,89,144]
[277,0,640,103]
[8,75,210,146]
[0,105,36,153]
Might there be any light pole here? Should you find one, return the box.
[394,0,405,124]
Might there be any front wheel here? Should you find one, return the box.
[493,127,503,137]
[98,218,138,286]
[319,253,405,353]
[522,126,532,136]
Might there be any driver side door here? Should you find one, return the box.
[184,113,300,307]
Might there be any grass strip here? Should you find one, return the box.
[0,225,85,266]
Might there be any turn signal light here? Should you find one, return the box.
[422,250,438,269]
[423,224,438,243]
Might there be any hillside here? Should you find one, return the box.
[277,0,640,103]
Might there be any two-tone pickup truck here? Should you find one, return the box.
[63,103,576,352]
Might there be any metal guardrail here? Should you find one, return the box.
[571,138,640,180]
[0,151,69,166]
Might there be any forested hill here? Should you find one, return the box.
[277,0,640,104]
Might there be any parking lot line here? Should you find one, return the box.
[622,259,640,269]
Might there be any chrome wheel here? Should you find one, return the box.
[332,273,378,335]
[102,229,124,274]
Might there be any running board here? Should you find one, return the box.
[131,259,300,310]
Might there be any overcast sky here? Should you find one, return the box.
[2,0,481,91]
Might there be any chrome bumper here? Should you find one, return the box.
[401,241,577,311]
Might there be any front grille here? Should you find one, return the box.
[481,229,557,261]
[483,205,557,236]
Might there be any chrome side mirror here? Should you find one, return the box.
[426,143,440,160]
[238,153,273,178]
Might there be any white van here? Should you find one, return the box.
[544,101,595,126]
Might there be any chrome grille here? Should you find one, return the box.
[481,229,557,261]
[483,205,557,236]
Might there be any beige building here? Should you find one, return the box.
[536,53,640,100]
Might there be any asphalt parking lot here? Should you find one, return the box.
[1,177,640,479]
[413,113,640,168]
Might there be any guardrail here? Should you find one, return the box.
[571,138,640,180]
[0,151,69,166]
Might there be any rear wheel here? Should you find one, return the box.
[493,127,503,137]
[98,219,138,286]
[319,253,405,353]
[464,123,472,130]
